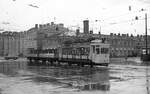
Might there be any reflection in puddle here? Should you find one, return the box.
[0,60,149,94]
[0,61,110,92]
[78,82,110,91]
[0,62,27,76]
[26,66,110,91]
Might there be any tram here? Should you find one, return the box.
[27,39,110,67]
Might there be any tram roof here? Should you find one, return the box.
[91,39,102,43]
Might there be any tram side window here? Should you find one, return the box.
[92,46,95,53]
[142,50,146,54]
[101,48,109,54]
[96,48,100,54]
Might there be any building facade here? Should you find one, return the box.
[24,21,149,58]
[0,20,149,58]
[0,31,24,57]
[22,22,70,56]
[107,33,136,57]
[0,33,4,56]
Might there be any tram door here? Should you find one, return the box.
[91,45,101,63]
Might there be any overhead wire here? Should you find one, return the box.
[92,4,150,28]
[102,3,150,22]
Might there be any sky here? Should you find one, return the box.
[0,0,150,35]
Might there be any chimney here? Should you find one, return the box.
[99,31,101,35]
[131,34,133,37]
[127,33,129,37]
[110,33,113,36]
[83,20,89,34]
[51,22,54,25]
[35,24,38,29]
[76,29,80,36]
[39,24,42,28]
[47,23,50,26]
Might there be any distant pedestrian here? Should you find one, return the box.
[125,56,128,62]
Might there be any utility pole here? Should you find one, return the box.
[145,13,148,55]
[146,65,150,94]
[145,13,150,94]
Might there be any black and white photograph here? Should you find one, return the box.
[0,0,150,94]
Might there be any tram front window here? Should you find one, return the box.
[101,48,109,54]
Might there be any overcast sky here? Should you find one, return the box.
[0,0,150,35]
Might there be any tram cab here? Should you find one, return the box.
[90,39,110,66]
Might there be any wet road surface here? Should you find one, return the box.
[0,59,149,94]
